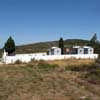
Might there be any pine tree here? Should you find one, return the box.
[89,33,100,54]
[4,36,15,55]
[90,33,97,44]
[59,37,64,54]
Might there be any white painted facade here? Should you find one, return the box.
[73,46,94,54]
[2,53,98,64]
[48,46,94,55]
[2,46,98,64]
[2,52,47,64]
[48,47,61,55]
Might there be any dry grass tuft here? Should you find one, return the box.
[0,59,99,100]
[46,59,95,67]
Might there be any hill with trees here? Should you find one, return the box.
[14,39,91,54]
[0,33,100,57]
[0,39,87,57]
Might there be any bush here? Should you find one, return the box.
[65,63,96,72]
[95,54,100,63]
[29,58,38,64]
[38,62,58,71]
[84,68,100,83]
[4,36,16,55]
[14,60,23,64]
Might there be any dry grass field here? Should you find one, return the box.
[46,59,95,67]
[0,59,100,100]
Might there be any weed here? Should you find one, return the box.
[14,60,23,64]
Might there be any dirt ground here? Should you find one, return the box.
[0,59,100,100]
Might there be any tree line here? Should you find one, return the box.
[59,33,100,54]
[3,33,100,55]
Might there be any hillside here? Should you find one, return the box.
[0,39,92,57]
[1,38,100,58]
[15,39,89,54]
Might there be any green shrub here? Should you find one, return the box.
[14,60,22,64]
[95,54,100,63]
[38,63,58,71]
[4,36,16,55]
[84,69,100,81]
[30,58,38,63]
[65,63,96,72]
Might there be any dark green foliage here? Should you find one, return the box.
[88,41,100,54]
[88,33,98,47]
[59,37,64,54]
[0,38,99,57]
[0,49,3,58]
[90,33,97,44]
[15,39,91,54]
[65,39,89,46]
[93,42,100,54]
[4,36,15,55]
[88,33,100,54]
[14,60,23,64]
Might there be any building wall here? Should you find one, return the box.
[88,48,94,54]
[77,47,94,54]
[2,46,96,64]
[2,53,47,64]
[48,48,61,55]
[49,46,94,55]
[78,48,84,54]
[54,48,61,55]
[73,46,94,54]
[3,53,98,64]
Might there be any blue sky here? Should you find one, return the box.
[0,0,100,48]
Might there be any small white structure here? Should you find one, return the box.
[47,47,61,55]
[48,46,94,55]
[73,46,94,54]
[2,50,8,63]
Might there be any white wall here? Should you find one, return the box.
[88,48,94,54]
[34,54,98,61]
[3,53,47,64]
[3,53,98,64]
[54,48,61,55]
[78,48,84,54]
[48,47,61,55]
[73,46,94,54]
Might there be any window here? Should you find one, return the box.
[84,48,88,54]
[51,49,54,55]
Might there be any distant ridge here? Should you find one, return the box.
[15,39,89,54]
[0,39,89,57]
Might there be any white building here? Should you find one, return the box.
[2,46,98,64]
[48,46,94,55]
[47,47,61,55]
[73,46,94,54]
